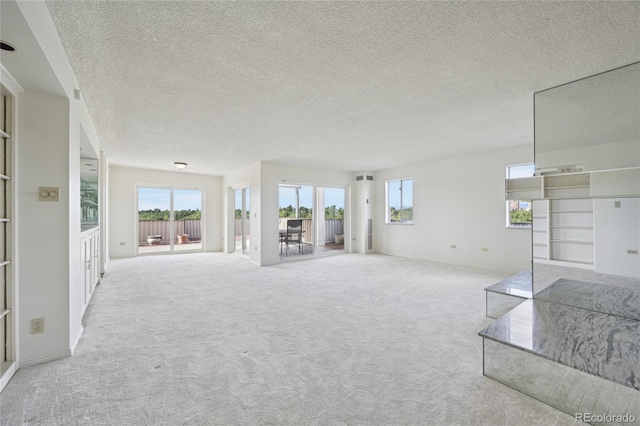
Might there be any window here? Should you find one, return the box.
[387,179,413,224]
[506,163,535,228]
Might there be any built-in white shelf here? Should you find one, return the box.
[550,239,593,245]
[507,167,640,201]
[590,167,640,197]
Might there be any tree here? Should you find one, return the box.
[139,209,201,220]
[324,205,344,220]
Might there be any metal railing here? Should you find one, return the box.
[278,218,343,243]
[139,220,201,243]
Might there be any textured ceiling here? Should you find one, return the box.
[44,1,640,175]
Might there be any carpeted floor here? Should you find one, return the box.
[1,253,574,425]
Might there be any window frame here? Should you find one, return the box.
[385,178,414,225]
[505,163,535,229]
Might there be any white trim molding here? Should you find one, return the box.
[0,64,24,95]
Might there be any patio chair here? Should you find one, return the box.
[284,219,304,255]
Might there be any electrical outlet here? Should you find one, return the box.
[627,249,638,255]
[481,248,489,252]
[614,201,621,208]
[450,244,457,249]
[31,318,44,334]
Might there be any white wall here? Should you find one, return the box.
[259,161,352,266]
[17,90,72,365]
[109,166,223,258]
[594,198,640,278]
[374,145,533,273]
[8,0,104,369]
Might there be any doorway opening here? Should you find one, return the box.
[278,184,346,260]
[137,186,204,255]
[234,187,250,256]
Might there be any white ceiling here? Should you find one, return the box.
[31,1,640,175]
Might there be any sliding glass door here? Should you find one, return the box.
[279,185,314,258]
[278,184,346,259]
[234,187,250,255]
[317,187,346,254]
[137,186,204,255]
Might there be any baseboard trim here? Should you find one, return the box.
[20,349,72,368]
[0,360,17,392]
[70,325,84,354]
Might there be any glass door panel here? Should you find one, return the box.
[138,187,171,254]
[234,187,250,255]
[317,187,346,254]
[173,189,203,252]
[279,185,314,258]
[244,188,251,254]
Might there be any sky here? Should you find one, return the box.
[138,187,202,211]
[508,163,535,178]
[388,179,413,209]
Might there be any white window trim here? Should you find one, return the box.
[385,178,414,225]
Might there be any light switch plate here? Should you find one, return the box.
[39,187,60,202]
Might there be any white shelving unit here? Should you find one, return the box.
[548,199,594,265]
[505,176,543,200]
[506,168,640,268]
[544,172,591,199]
[532,199,549,261]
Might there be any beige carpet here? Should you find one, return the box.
[1,253,574,425]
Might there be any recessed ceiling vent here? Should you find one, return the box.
[356,176,364,181]
[0,41,16,52]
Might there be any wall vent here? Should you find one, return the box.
[367,219,373,250]
[356,175,364,181]
[366,175,373,181]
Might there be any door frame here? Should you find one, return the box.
[278,182,349,260]
[135,185,205,256]
[231,183,251,257]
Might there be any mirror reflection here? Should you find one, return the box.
[81,158,99,231]
[533,62,640,320]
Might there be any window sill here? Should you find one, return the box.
[386,222,414,225]
[507,225,532,229]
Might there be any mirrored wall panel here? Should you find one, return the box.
[533,62,640,320]
[81,158,99,231]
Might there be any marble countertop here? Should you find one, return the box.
[479,298,640,390]
[535,278,640,321]
[484,270,532,299]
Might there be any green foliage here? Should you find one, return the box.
[139,209,201,220]
[279,205,313,218]
[389,207,413,222]
[510,209,532,224]
[279,205,295,218]
[324,205,344,220]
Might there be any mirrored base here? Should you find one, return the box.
[484,270,532,319]
[483,338,640,425]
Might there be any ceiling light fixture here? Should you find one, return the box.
[174,162,187,170]
[0,41,16,52]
